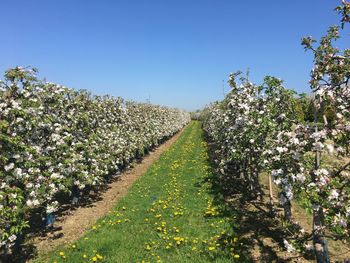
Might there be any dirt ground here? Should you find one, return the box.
[205,139,350,263]
[27,129,184,257]
[252,173,350,262]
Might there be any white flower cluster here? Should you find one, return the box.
[0,67,190,250]
[202,68,350,250]
[283,239,296,253]
[202,74,296,196]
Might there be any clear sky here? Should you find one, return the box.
[1,0,349,111]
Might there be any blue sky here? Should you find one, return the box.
[1,0,349,111]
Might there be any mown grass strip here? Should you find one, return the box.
[39,121,242,263]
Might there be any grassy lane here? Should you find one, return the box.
[39,121,242,263]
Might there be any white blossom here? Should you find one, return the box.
[283,239,295,253]
[4,163,15,171]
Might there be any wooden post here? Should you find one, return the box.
[268,174,273,201]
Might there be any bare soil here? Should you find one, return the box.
[258,172,350,262]
[206,139,350,263]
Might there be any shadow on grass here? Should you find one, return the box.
[200,136,311,262]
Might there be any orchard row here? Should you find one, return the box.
[202,1,350,261]
[0,67,190,251]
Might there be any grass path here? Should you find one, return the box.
[29,128,184,255]
[39,121,241,263]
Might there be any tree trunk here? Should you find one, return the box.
[312,95,330,263]
[248,157,254,191]
[313,207,330,263]
[282,193,292,221]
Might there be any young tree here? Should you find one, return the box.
[301,1,350,261]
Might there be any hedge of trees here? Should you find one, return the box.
[0,67,190,252]
[202,1,350,262]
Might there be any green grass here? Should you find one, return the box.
[37,121,242,263]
